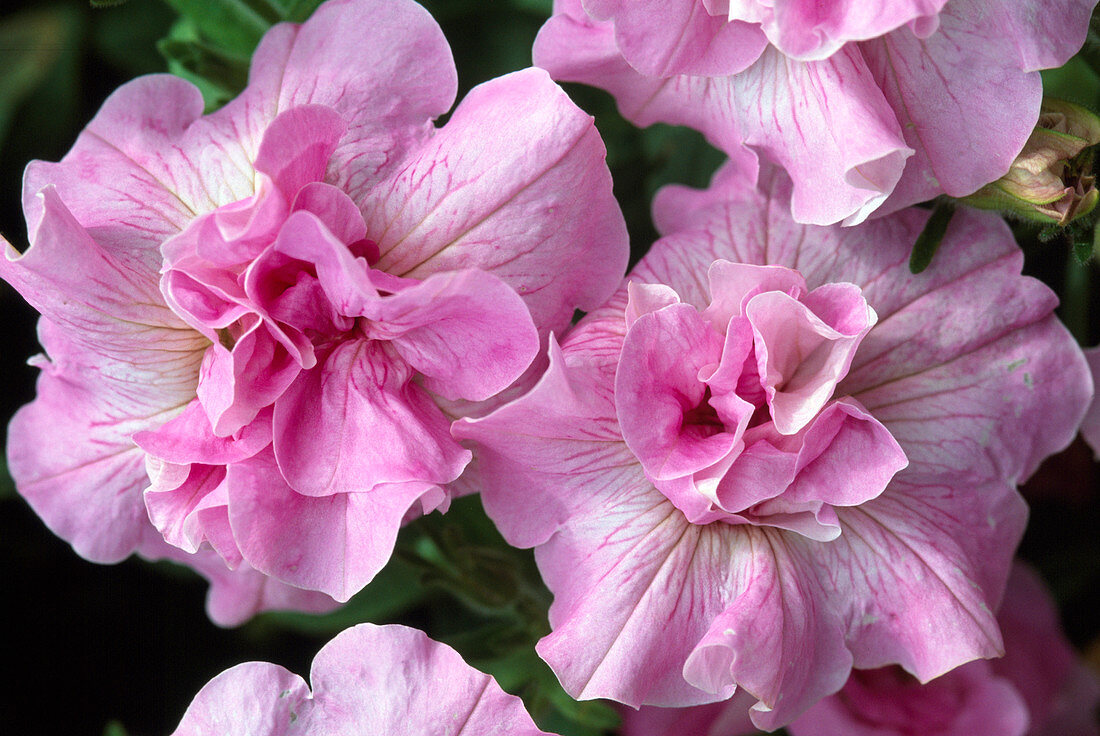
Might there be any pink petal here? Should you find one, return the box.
[356,269,540,402]
[827,477,1026,680]
[134,400,272,466]
[732,46,912,225]
[615,303,734,488]
[533,5,761,180]
[453,318,636,549]
[171,624,553,735]
[226,449,445,601]
[253,105,347,197]
[684,530,852,729]
[1,191,203,562]
[738,0,949,61]
[746,283,874,435]
[607,0,767,77]
[230,0,457,204]
[272,340,470,497]
[170,661,312,736]
[862,1,1042,212]
[790,662,1029,736]
[365,67,628,336]
[307,625,552,735]
[535,488,741,707]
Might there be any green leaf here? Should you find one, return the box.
[0,458,14,501]
[909,200,956,274]
[102,721,129,736]
[244,555,434,638]
[1074,230,1096,263]
[90,0,132,7]
[159,0,272,57]
[0,6,79,148]
[158,18,250,111]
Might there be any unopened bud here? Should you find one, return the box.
[964,98,1100,225]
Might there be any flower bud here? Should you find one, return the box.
[964,98,1100,225]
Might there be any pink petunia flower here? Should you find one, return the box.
[454,166,1092,729]
[0,0,627,615]
[533,0,1097,225]
[620,564,1100,736]
[170,623,557,735]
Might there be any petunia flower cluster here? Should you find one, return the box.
[2,0,1098,733]
[534,0,1100,225]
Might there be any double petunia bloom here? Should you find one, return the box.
[456,165,1091,728]
[0,0,628,618]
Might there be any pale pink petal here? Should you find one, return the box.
[533,4,761,180]
[684,530,852,729]
[607,0,766,77]
[241,0,458,203]
[746,284,874,434]
[170,661,312,736]
[272,340,469,497]
[1,191,202,562]
[307,625,552,735]
[171,624,553,735]
[21,77,217,268]
[732,46,911,225]
[862,0,1043,212]
[226,449,445,602]
[1,188,204,378]
[790,662,1029,736]
[994,565,1100,736]
[453,312,635,549]
[535,489,741,707]
[365,67,628,335]
[826,477,1027,680]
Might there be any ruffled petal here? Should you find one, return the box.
[365,67,628,335]
[358,269,540,402]
[226,449,445,601]
[606,0,766,77]
[454,311,634,548]
[272,340,469,497]
[684,530,852,729]
[731,46,911,225]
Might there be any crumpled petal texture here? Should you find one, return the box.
[2,0,627,609]
[170,623,555,736]
[535,0,1097,225]
[455,168,1090,728]
[620,563,1100,736]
